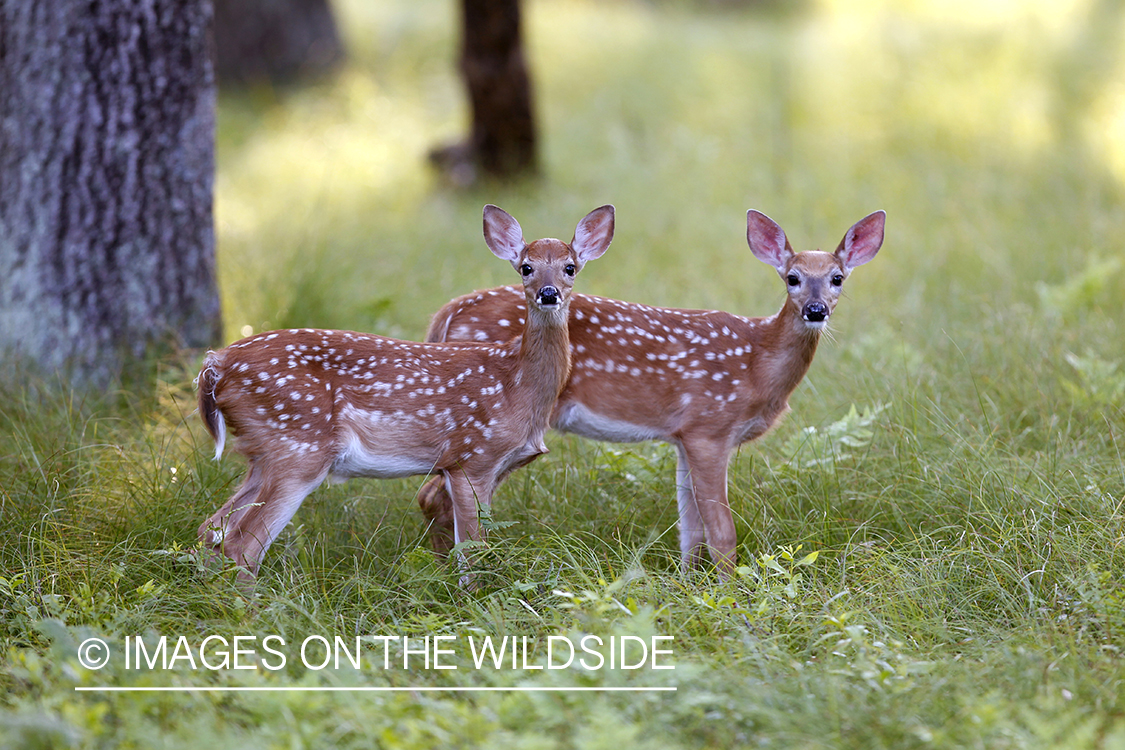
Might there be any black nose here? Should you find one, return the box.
[803,302,828,322]
[537,286,560,306]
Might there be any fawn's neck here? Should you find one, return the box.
[515,305,573,425]
[753,301,822,401]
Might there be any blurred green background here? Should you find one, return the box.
[216,0,1124,353]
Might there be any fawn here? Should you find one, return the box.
[195,205,614,577]
[418,209,885,575]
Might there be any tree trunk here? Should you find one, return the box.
[431,0,538,184]
[212,0,344,87]
[0,0,221,386]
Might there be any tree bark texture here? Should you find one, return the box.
[433,0,538,182]
[0,0,221,384]
[212,0,344,87]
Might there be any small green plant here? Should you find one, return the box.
[739,544,819,600]
[1062,351,1125,408]
[1036,255,1123,318]
[477,501,518,534]
[552,572,646,631]
[781,403,888,469]
[683,545,822,637]
[815,611,933,692]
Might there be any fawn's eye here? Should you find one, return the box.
[564,264,576,276]
[787,274,800,287]
[520,264,533,277]
[831,274,844,287]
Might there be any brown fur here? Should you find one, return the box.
[195,205,614,579]
[420,210,885,576]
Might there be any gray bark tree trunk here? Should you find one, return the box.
[0,0,222,385]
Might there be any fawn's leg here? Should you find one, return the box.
[444,469,498,585]
[678,437,736,578]
[202,456,330,576]
[199,460,264,547]
[445,469,494,546]
[418,475,456,557]
[674,441,710,569]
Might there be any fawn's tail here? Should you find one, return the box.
[195,353,226,461]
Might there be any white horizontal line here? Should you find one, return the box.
[75,686,676,693]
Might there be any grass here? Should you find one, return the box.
[4,0,1125,746]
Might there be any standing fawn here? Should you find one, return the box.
[195,205,614,577]
[419,209,885,575]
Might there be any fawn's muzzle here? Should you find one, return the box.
[803,301,828,322]
[537,286,560,307]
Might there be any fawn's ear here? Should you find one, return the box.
[572,205,614,268]
[747,210,794,272]
[835,210,885,270]
[483,205,526,265]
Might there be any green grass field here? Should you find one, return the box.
[4,0,1125,746]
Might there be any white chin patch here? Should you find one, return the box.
[535,302,567,322]
[804,319,828,331]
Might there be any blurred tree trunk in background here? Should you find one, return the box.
[213,0,345,87]
[431,0,538,184]
[0,0,222,386]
